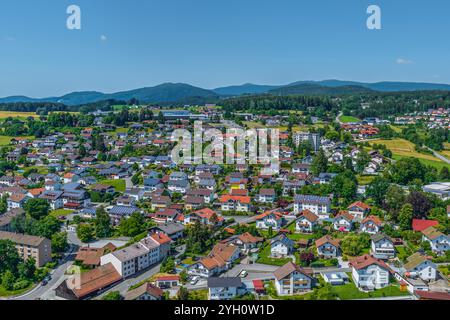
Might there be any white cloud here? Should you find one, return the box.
[100,35,107,41]
[396,58,413,65]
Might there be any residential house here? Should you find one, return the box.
[270,234,295,258]
[315,235,340,259]
[256,189,276,203]
[273,262,313,296]
[188,243,240,278]
[255,212,284,231]
[208,277,244,300]
[125,283,164,300]
[295,210,319,233]
[333,211,354,232]
[403,252,438,282]
[370,233,395,260]
[219,195,251,213]
[7,193,29,210]
[360,215,383,235]
[421,227,449,255]
[348,201,371,221]
[294,195,331,219]
[349,254,392,291]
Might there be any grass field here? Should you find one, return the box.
[257,245,293,266]
[369,139,450,169]
[50,209,74,218]
[0,283,34,297]
[100,179,126,192]
[339,115,361,123]
[332,282,408,300]
[357,175,376,185]
[0,135,34,146]
[0,111,39,120]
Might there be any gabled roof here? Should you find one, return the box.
[315,235,340,248]
[124,282,164,300]
[207,277,242,288]
[348,201,371,211]
[412,219,439,232]
[273,262,312,281]
[349,254,392,272]
[236,232,264,244]
[404,252,433,271]
[361,215,382,226]
[219,195,251,204]
[371,233,393,244]
[421,226,445,240]
[68,263,122,299]
[334,210,354,222]
[299,210,319,223]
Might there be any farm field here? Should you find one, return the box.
[369,139,449,169]
[0,111,39,119]
[339,115,361,123]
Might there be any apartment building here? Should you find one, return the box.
[0,231,52,267]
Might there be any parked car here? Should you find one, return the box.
[239,270,248,278]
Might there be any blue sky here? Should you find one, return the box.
[1,0,450,97]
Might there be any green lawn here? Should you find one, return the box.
[100,179,126,192]
[339,115,361,123]
[188,289,208,300]
[50,209,74,218]
[257,244,293,266]
[332,281,409,300]
[0,283,34,297]
[286,223,316,241]
[357,175,376,185]
[392,155,450,170]
[0,135,35,146]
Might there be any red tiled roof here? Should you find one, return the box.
[219,195,251,204]
[348,201,371,210]
[349,254,392,273]
[412,219,439,232]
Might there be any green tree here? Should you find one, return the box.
[398,203,413,231]
[160,257,176,274]
[311,150,328,176]
[0,240,21,274]
[384,185,406,221]
[77,223,95,243]
[94,207,112,238]
[102,291,123,300]
[34,215,61,238]
[0,195,8,214]
[366,176,390,206]
[51,232,68,253]
[17,258,36,281]
[341,234,370,256]
[1,271,15,291]
[178,286,189,300]
[24,198,50,220]
[118,212,146,237]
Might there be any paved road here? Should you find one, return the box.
[427,147,450,164]
[96,245,186,299]
[95,263,162,299]
[336,111,343,125]
[5,245,77,301]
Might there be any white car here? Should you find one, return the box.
[239,270,248,278]
[190,276,199,285]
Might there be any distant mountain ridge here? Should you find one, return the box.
[2,80,450,106]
